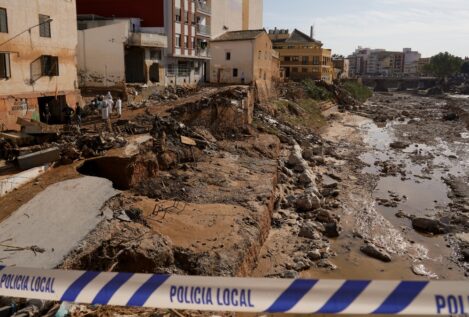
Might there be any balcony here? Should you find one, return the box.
[196,48,210,58]
[196,24,211,37]
[196,1,211,15]
[129,32,168,48]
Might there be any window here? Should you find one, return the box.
[0,53,11,79]
[41,55,59,76]
[312,56,320,65]
[233,68,238,77]
[292,67,299,73]
[175,9,181,22]
[302,56,308,65]
[284,56,291,62]
[0,8,8,33]
[226,52,231,60]
[292,56,299,62]
[167,64,176,76]
[39,14,51,38]
[184,36,188,48]
[150,49,161,60]
[175,34,181,47]
[184,11,189,24]
[302,68,308,73]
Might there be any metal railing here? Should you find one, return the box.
[196,24,211,36]
[196,1,211,15]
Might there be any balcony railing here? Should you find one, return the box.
[196,1,211,15]
[196,24,211,37]
[196,48,210,58]
[129,32,167,48]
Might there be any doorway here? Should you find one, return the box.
[125,47,146,83]
[149,63,160,83]
[38,95,66,124]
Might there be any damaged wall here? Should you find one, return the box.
[77,21,128,88]
[0,0,80,130]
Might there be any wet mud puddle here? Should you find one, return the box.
[356,118,468,279]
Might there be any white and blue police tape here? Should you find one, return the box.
[0,266,468,315]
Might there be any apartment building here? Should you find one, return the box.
[211,0,263,38]
[209,29,278,84]
[77,0,212,86]
[77,16,167,88]
[348,47,420,77]
[403,48,421,76]
[0,0,80,130]
[269,29,333,83]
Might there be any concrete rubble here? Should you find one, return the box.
[0,80,468,316]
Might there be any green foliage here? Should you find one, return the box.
[302,79,332,101]
[461,61,469,74]
[426,52,463,78]
[341,81,373,102]
[272,99,326,130]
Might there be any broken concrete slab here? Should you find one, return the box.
[0,165,49,197]
[17,147,60,170]
[0,176,118,268]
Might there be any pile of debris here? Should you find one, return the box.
[149,86,198,102]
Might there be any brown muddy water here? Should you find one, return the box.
[304,104,468,281]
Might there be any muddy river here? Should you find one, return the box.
[307,93,469,281]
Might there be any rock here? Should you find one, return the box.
[312,156,325,165]
[281,270,299,278]
[412,217,449,234]
[389,141,410,149]
[443,112,459,121]
[307,249,322,261]
[302,148,315,161]
[316,259,337,270]
[322,175,338,189]
[462,249,469,261]
[287,153,304,172]
[298,223,321,240]
[360,243,392,262]
[278,172,290,184]
[296,191,321,212]
[324,222,341,238]
[315,209,336,224]
[298,172,313,186]
[401,110,410,117]
[426,86,444,96]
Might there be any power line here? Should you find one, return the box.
[0,19,53,48]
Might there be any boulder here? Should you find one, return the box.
[298,223,322,240]
[360,244,392,262]
[296,191,321,212]
[443,112,459,121]
[302,148,315,161]
[390,141,410,149]
[462,249,469,261]
[412,217,449,234]
[307,249,322,261]
[324,222,341,238]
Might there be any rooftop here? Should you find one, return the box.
[211,29,266,42]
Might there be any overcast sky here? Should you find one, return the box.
[264,0,469,58]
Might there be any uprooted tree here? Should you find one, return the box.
[424,52,463,78]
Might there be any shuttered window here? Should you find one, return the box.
[41,55,59,76]
[39,14,51,37]
[0,53,11,79]
[0,8,7,33]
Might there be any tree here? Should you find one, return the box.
[426,52,463,78]
[461,61,469,74]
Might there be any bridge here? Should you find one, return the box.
[360,77,439,92]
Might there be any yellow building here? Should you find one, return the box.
[269,29,333,83]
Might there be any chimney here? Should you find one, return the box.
[310,25,314,39]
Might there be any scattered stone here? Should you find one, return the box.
[390,141,410,149]
[323,222,341,238]
[443,112,459,121]
[360,243,392,262]
[296,191,321,212]
[298,223,322,240]
[307,249,322,261]
[412,217,449,234]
